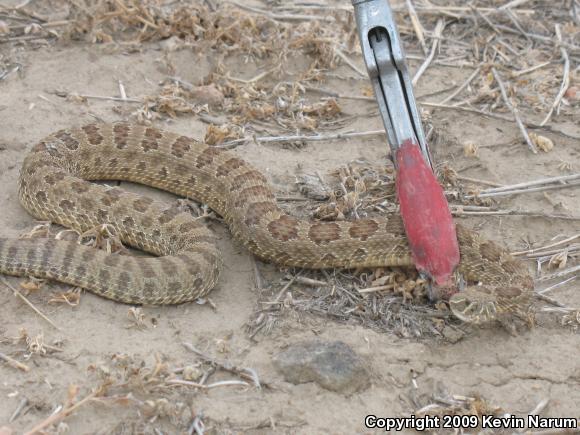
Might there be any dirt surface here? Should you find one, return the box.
[0,1,579,434]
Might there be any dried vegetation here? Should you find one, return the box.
[0,0,579,432]
[1,0,579,338]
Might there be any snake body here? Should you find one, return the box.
[0,123,534,322]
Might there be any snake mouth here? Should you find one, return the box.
[449,293,498,324]
[427,282,457,302]
[425,270,466,302]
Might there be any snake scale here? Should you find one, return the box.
[0,123,534,323]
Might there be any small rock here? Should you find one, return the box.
[463,142,479,157]
[273,340,370,394]
[191,84,224,107]
[564,85,578,103]
[182,365,203,381]
[530,133,554,153]
[0,21,9,34]
[295,174,330,201]
[441,326,464,343]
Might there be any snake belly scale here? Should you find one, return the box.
[0,123,534,322]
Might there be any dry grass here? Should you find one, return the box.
[0,340,265,433]
[0,1,579,430]
[1,0,578,337]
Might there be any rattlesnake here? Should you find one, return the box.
[0,123,534,323]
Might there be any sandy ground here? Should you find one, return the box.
[0,1,579,434]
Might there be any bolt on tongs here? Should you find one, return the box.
[352,0,460,296]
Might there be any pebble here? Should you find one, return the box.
[273,340,370,394]
[191,84,224,107]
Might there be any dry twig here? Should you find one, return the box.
[334,47,366,78]
[9,397,29,423]
[0,276,60,330]
[23,389,97,435]
[0,351,30,372]
[538,265,580,282]
[218,130,385,148]
[439,66,481,104]
[228,1,332,22]
[406,0,427,54]
[466,174,580,199]
[412,19,444,86]
[540,25,570,126]
[491,67,538,154]
[182,342,262,388]
[513,233,580,257]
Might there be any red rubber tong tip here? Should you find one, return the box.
[395,139,460,288]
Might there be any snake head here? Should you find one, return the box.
[429,274,497,324]
[427,275,504,324]
[449,288,498,324]
[423,264,532,324]
[424,273,496,324]
[449,285,532,324]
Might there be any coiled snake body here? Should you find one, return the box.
[0,123,534,323]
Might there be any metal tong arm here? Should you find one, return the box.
[353,0,431,168]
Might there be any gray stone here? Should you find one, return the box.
[273,340,370,394]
